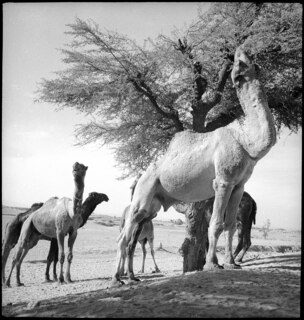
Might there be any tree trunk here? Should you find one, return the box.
[174,202,210,272]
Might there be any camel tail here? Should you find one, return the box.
[251,198,257,226]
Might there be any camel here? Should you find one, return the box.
[2,202,43,283]
[5,162,90,287]
[44,191,109,281]
[119,206,160,275]
[118,178,160,275]
[199,191,257,263]
[175,191,257,267]
[2,192,109,285]
[112,46,276,286]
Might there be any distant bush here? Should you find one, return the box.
[171,219,183,225]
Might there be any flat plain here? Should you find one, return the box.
[1,206,301,317]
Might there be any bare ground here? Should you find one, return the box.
[1,210,301,318]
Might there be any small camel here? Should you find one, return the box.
[5,162,89,287]
[2,202,43,283]
[112,46,276,286]
[119,208,160,275]
[118,177,160,275]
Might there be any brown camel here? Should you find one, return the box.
[176,191,257,265]
[2,203,44,283]
[118,177,160,275]
[112,46,276,286]
[5,162,88,287]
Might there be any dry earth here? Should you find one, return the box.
[1,206,301,318]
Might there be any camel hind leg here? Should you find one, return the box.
[234,226,252,263]
[139,239,147,273]
[2,223,20,284]
[45,238,58,282]
[233,224,244,261]
[148,237,160,273]
[222,185,244,269]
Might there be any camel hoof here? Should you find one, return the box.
[65,279,73,283]
[223,263,242,270]
[152,269,161,273]
[127,278,141,285]
[42,279,53,283]
[5,282,11,288]
[110,279,125,288]
[17,282,25,287]
[204,263,224,271]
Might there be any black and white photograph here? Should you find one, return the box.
[2,2,301,317]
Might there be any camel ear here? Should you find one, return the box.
[85,166,88,170]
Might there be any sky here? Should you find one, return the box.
[2,2,302,230]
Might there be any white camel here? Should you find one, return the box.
[112,46,276,286]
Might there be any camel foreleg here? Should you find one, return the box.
[57,232,65,284]
[205,180,234,271]
[65,231,77,283]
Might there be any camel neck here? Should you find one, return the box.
[231,79,276,159]
[79,201,97,228]
[73,178,85,216]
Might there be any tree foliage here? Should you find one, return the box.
[36,3,302,178]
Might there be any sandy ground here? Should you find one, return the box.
[1,209,301,318]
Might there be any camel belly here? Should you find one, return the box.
[32,210,57,239]
[159,150,216,203]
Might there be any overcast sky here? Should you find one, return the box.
[2,2,302,230]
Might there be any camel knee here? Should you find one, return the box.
[67,252,73,264]
[213,180,232,193]
[59,253,65,264]
[209,221,224,238]
[133,209,148,224]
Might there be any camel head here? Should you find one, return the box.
[72,162,88,179]
[86,192,109,204]
[231,46,259,88]
[30,202,44,209]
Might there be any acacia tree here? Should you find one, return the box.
[36,3,302,272]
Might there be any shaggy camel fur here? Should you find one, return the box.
[2,203,43,284]
[112,46,276,286]
[5,162,88,287]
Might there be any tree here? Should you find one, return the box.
[36,3,302,272]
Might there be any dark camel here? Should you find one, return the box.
[2,203,43,283]
[5,162,90,287]
[176,191,257,264]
